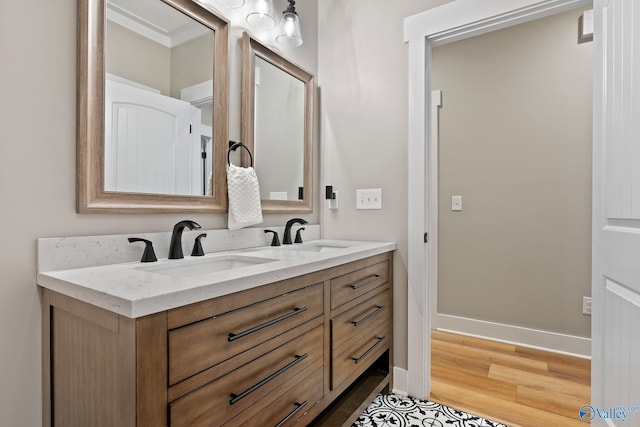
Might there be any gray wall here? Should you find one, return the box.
[318,0,452,371]
[0,0,317,425]
[432,8,592,337]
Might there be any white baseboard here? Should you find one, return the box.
[435,313,591,359]
[392,366,409,396]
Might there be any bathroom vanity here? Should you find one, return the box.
[38,237,395,426]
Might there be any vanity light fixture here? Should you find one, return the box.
[246,0,276,30]
[275,0,303,47]
[213,0,245,8]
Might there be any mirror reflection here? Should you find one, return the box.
[253,56,305,201]
[242,32,314,213]
[105,0,214,196]
[77,0,228,213]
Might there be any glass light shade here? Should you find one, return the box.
[213,0,245,8]
[246,0,276,30]
[276,12,303,47]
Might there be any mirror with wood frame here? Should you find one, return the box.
[77,0,229,213]
[241,32,314,213]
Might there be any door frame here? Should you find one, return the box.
[404,0,593,399]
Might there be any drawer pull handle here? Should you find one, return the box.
[351,336,385,364]
[228,306,308,342]
[229,354,308,405]
[350,274,382,290]
[352,305,384,327]
[274,400,308,427]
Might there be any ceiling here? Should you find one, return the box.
[107,0,210,47]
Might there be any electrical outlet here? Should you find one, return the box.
[582,296,592,315]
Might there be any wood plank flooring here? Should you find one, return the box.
[429,330,591,427]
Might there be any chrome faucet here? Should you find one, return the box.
[283,218,308,244]
[168,220,201,259]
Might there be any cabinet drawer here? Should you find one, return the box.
[331,310,390,389]
[332,289,391,355]
[169,283,323,385]
[224,367,324,427]
[330,260,388,309]
[169,325,323,427]
[169,284,323,385]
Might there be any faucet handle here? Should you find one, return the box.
[128,238,157,263]
[264,230,281,246]
[294,227,305,244]
[191,233,207,256]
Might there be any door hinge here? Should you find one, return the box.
[424,233,428,243]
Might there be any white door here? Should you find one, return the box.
[105,79,201,195]
[591,0,640,425]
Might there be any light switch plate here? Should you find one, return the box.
[451,195,462,211]
[582,296,592,315]
[357,188,382,210]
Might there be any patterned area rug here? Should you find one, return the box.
[353,394,509,427]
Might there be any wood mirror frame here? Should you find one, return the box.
[241,32,314,213]
[77,0,229,213]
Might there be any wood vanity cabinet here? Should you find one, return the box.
[41,251,393,427]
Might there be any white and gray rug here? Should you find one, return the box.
[353,394,509,427]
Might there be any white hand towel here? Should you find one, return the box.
[226,164,263,230]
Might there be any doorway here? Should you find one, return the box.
[430,7,592,353]
[404,0,594,400]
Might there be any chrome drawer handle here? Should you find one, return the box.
[351,337,385,364]
[228,306,308,342]
[351,305,384,327]
[274,400,308,427]
[229,354,308,405]
[350,274,382,290]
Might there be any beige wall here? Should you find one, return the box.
[106,21,172,94]
[432,8,592,337]
[170,32,215,99]
[0,0,317,425]
[106,21,215,98]
[318,0,452,371]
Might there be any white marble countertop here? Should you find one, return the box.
[37,239,396,318]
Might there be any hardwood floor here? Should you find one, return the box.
[429,330,591,427]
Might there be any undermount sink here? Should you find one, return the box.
[135,255,276,278]
[289,243,351,253]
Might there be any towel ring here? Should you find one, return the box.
[227,141,254,167]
